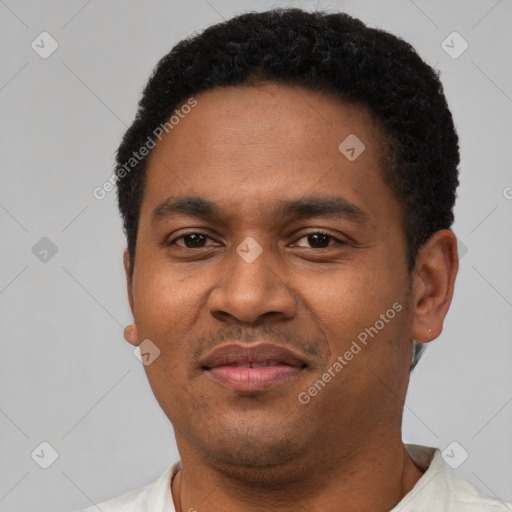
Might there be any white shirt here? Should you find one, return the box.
[79,444,511,511]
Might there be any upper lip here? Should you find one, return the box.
[201,342,308,369]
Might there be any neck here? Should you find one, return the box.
[171,437,425,512]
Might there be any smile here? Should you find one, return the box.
[201,342,308,392]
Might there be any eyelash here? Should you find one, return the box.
[169,231,346,249]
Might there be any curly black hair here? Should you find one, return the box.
[116,7,459,276]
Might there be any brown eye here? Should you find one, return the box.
[306,233,331,248]
[295,232,341,249]
[173,233,210,248]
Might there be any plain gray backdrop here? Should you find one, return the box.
[1,1,511,511]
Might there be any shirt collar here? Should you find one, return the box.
[145,460,181,511]
[390,445,446,511]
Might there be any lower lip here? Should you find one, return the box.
[207,365,303,392]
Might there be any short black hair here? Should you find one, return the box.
[116,7,459,273]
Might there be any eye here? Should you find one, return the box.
[169,231,345,250]
[293,231,345,249]
[171,232,217,248]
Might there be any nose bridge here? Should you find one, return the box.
[229,244,277,293]
[207,239,296,323]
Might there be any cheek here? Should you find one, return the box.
[131,258,202,350]
[302,265,409,397]
[301,263,401,343]
[132,264,198,414]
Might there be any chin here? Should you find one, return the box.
[192,423,311,484]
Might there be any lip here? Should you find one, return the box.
[201,342,308,392]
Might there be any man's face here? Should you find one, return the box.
[126,83,415,476]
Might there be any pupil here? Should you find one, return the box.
[309,233,329,248]
[184,234,206,247]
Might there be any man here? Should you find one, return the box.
[82,7,511,512]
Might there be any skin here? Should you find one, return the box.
[123,83,459,512]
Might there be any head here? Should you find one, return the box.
[119,8,459,480]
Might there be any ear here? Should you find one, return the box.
[123,248,139,347]
[123,248,134,314]
[410,230,459,343]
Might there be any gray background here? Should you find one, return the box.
[0,0,511,510]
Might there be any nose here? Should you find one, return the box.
[207,243,297,324]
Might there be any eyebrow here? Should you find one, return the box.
[151,195,369,226]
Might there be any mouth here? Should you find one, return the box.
[201,342,308,392]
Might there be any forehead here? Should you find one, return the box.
[140,83,397,226]
[149,83,383,162]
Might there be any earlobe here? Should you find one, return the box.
[410,230,459,343]
[124,323,140,347]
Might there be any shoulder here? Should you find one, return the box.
[76,461,179,512]
[401,445,511,511]
[79,483,152,512]
[443,469,511,511]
